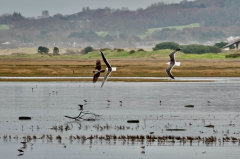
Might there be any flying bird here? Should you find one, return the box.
[100,51,116,87]
[166,48,181,79]
[93,59,105,83]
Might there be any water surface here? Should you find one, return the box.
[0,81,240,158]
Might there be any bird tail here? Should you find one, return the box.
[175,62,181,66]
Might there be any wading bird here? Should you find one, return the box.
[166,48,181,79]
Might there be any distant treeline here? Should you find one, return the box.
[1,0,240,45]
[153,42,227,54]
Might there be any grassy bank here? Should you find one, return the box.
[0,48,240,81]
[0,57,240,78]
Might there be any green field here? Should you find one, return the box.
[0,25,9,30]
[81,49,230,60]
[138,23,200,39]
[0,49,235,60]
[96,31,108,37]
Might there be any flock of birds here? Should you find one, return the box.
[93,49,181,87]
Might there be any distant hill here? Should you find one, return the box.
[0,0,240,48]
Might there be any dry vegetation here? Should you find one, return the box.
[0,57,240,82]
[0,47,83,55]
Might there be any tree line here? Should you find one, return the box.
[1,0,240,45]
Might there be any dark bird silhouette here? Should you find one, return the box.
[93,59,105,83]
[18,149,24,154]
[84,100,87,102]
[78,104,83,110]
[208,101,211,105]
[107,100,110,103]
[100,51,116,87]
[166,48,181,79]
[119,101,122,103]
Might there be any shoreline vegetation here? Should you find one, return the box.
[0,48,240,82]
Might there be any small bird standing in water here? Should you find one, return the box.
[18,149,24,154]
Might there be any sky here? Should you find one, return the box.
[0,0,183,17]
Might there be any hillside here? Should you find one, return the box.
[0,0,240,49]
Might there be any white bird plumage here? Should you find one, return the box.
[166,48,181,79]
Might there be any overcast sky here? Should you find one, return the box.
[0,0,183,17]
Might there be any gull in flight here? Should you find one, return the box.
[166,48,181,79]
[100,51,116,87]
[93,59,105,83]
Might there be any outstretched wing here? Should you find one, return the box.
[166,64,175,79]
[93,60,101,83]
[169,48,181,63]
[100,51,111,68]
[101,69,112,87]
[93,72,100,83]
[95,59,101,70]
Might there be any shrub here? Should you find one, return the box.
[208,46,221,53]
[137,48,146,52]
[225,54,240,58]
[38,46,49,54]
[153,42,180,51]
[129,50,135,54]
[83,46,93,54]
[181,44,221,54]
[100,48,111,51]
[53,47,59,55]
[117,48,124,52]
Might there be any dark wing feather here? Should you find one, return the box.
[101,69,112,87]
[93,72,100,83]
[169,48,181,63]
[100,51,111,68]
[166,64,175,79]
[95,59,101,70]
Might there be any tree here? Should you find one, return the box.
[214,42,228,48]
[214,42,235,49]
[42,10,50,18]
[153,42,180,51]
[53,47,59,55]
[83,46,93,54]
[181,44,221,54]
[38,46,49,54]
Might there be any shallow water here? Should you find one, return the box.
[0,81,240,158]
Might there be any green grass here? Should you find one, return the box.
[96,31,108,37]
[81,49,229,60]
[0,25,9,30]
[138,23,200,39]
[0,49,234,60]
[176,52,227,59]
